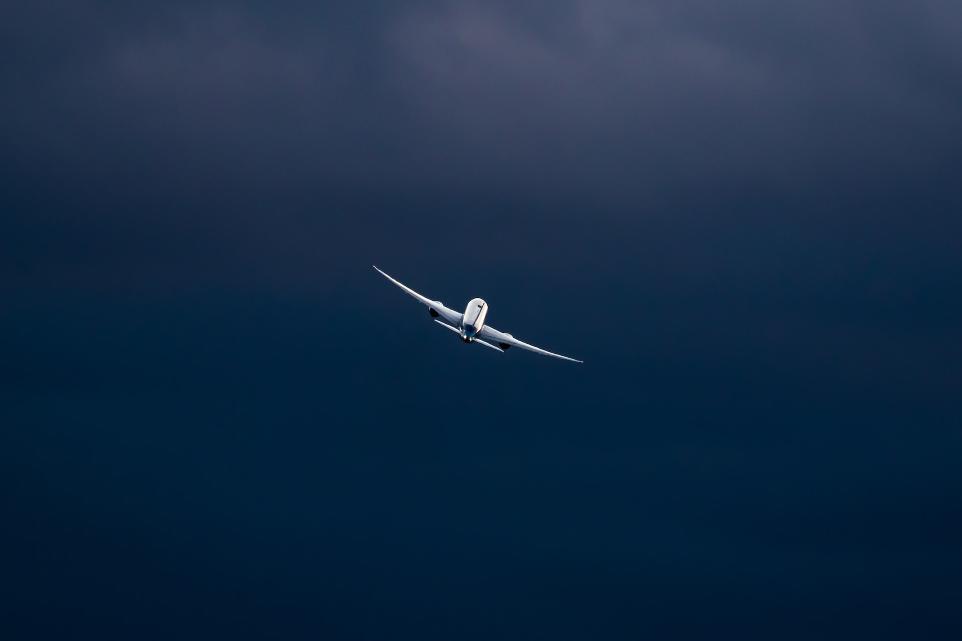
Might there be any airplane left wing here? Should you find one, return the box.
[479,324,583,363]
[373,266,463,327]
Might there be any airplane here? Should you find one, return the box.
[374,265,582,363]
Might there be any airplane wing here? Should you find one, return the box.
[479,324,583,363]
[373,266,463,327]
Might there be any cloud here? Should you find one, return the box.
[3,1,960,199]
[1,1,960,296]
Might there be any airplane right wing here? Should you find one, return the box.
[373,266,463,327]
[479,324,583,363]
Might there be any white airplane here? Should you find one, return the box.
[374,266,583,363]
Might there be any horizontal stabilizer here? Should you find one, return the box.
[433,319,461,334]
[474,338,504,353]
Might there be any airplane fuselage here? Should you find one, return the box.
[460,298,488,341]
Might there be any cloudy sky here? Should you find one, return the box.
[3,2,961,639]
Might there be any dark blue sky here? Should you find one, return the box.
[2,2,961,639]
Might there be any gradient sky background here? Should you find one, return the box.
[3,2,961,639]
